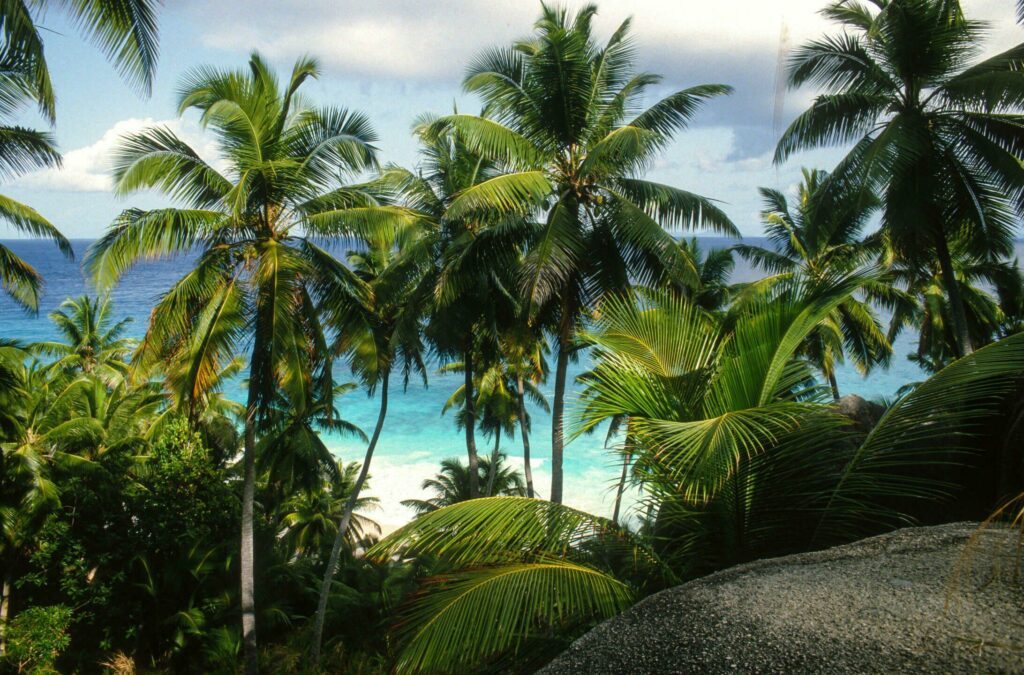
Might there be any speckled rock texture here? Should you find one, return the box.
[541,523,1024,674]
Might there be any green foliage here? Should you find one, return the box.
[34,295,135,382]
[370,497,660,673]
[5,605,72,674]
[0,0,163,311]
[378,294,1024,672]
[433,1,738,503]
[400,455,526,515]
[2,3,1023,674]
[734,168,892,396]
[776,0,1024,356]
[887,239,1024,372]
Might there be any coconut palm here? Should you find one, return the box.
[0,0,163,311]
[669,238,736,313]
[0,354,161,655]
[85,54,382,673]
[387,115,526,500]
[0,349,57,658]
[776,0,1024,357]
[257,380,366,501]
[734,168,893,399]
[34,295,134,380]
[887,238,1024,372]
[0,42,68,312]
[440,355,547,497]
[474,369,519,498]
[434,4,737,502]
[1,0,161,110]
[400,456,527,515]
[310,231,430,664]
[499,325,549,497]
[278,461,381,561]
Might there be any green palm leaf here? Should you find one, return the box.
[814,330,1024,543]
[445,170,550,219]
[392,561,631,675]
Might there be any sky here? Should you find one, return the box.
[4,0,1021,239]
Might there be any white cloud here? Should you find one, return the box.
[178,0,834,84]
[16,118,220,193]
[177,0,1015,83]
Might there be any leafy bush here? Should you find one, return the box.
[5,605,72,674]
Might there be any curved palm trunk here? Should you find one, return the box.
[485,431,501,496]
[550,340,570,504]
[827,371,841,402]
[612,426,633,523]
[310,371,389,665]
[516,373,535,498]
[933,222,973,357]
[241,392,259,675]
[464,348,479,498]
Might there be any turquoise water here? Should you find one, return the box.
[2,238,1007,525]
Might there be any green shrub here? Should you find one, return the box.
[5,605,72,674]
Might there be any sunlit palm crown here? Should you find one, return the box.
[734,168,893,380]
[432,3,738,317]
[35,295,135,380]
[85,53,387,420]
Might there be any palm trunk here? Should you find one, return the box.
[310,371,389,666]
[933,225,973,357]
[827,370,841,402]
[516,374,535,498]
[485,432,502,496]
[241,388,259,675]
[0,571,11,657]
[612,428,633,523]
[464,348,479,498]
[550,340,570,504]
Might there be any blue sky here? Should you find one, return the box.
[4,0,1019,238]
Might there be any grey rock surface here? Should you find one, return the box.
[834,394,886,432]
[541,523,1024,674]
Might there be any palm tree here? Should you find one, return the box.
[1,349,160,656]
[500,325,549,498]
[887,238,1024,372]
[440,355,547,497]
[35,295,134,380]
[475,369,518,498]
[0,42,68,312]
[435,4,737,502]
[668,238,735,313]
[0,0,163,310]
[401,456,526,515]
[310,229,430,665]
[278,461,380,560]
[257,380,367,502]
[0,349,56,658]
[776,0,1024,357]
[387,115,525,500]
[734,168,892,399]
[85,54,381,673]
[1,0,161,107]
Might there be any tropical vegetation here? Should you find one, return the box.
[1,0,1023,673]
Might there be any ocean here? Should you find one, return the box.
[0,238,1000,526]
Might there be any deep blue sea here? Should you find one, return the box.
[3,238,1017,525]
